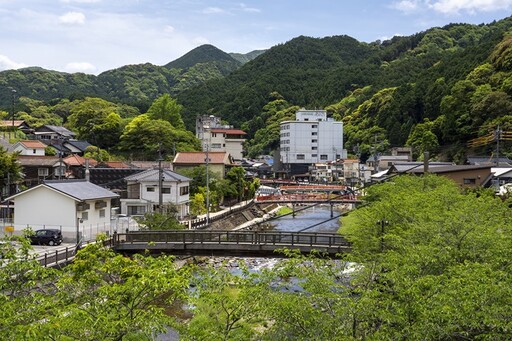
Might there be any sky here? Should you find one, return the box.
[0,0,511,75]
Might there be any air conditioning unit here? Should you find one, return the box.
[76,202,90,211]
[95,201,107,209]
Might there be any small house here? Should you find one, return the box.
[6,180,119,243]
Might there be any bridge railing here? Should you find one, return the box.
[112,230,350,248]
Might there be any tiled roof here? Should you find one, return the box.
[65,140,92,152]
[173,151,232,165]
[63,154,98,167]
[124,168,190,182]
[43,180,119,200]
[130,161,172,169]
[18,140,47,149]
[17,155,60,166]
[35,125,76,137]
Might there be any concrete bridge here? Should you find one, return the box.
[111,230,351,258]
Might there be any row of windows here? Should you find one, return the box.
[281,124,318,130]
[146,186,190,195]
[296,154,329,160]
[280,132,290,137]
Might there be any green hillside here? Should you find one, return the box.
[2,16,512,163]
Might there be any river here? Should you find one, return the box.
[270,205,341,233]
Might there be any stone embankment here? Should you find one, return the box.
[206,203,279,231]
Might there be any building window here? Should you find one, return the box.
[320,154,328,160]
[128,206,146,215]
[38,168,49,177]
[296,154,305,160]
[311,132,317,136]
[55,166,65,176]
[99,209,105,218]
[32,149,36,154]
[312,124,318,128]
[464,178,476,185]
[312,154,317,158]
[211,143,222,148]
[147,187,155,192]
[180,186,189,195]
[81,212,89,221]
[212,133,217,137]
[312,146,317,150]
[312,139,317,143]
[162,187,171,194]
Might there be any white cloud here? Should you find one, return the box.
[59,12,86,25]
[0,55,27,71]
[429,0,512,14]
[391,0,422,13]
[239,3,261,13]
[64,62,96,73]
[164,25,175,34]
[203,7,226,14]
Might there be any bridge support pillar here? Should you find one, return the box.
[330,203,334,218]
[292,203,296,217]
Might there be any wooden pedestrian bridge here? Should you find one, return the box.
[111,230,351,258]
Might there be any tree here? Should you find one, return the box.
[340,175,512,338]
[179,263,266,340]
[0,148,22,199]
[146,94,186,130]
[134,204,185,230]
[44,238,192,340]
[118,114,200,160]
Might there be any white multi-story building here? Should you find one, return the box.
[196,115,246,160]
[279,109,346,175]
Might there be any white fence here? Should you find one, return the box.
[1,217,141,243]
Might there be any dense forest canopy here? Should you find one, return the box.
[2,17,512,161]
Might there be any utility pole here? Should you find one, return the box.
[205,144,210,225]
[158,144,163,214]
[377,220,389,252]
[495,125,501,166]
[10,88,16,139]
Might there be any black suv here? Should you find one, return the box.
[29,229,63,246]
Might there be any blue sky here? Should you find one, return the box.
[0,0,511,74]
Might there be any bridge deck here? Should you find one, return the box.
[112,230,351,257]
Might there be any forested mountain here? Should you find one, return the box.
[3,16,512,162]
[0,44,253,113]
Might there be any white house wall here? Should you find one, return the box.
[12,186,114,242]
[13,186,77,230]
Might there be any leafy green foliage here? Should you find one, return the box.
[135,205,185,230]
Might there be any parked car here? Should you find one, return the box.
[29,229,63,246]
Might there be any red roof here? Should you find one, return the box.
[63,154,97,167]
[210,129,246,135]
[18,140,47,149]
[173,151,233,165]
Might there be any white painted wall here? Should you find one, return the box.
[12,186,115,242]
[14,146,45,156]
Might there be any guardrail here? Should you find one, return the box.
[35,246,80,268]
[111,230,351,257]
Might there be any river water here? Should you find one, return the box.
[270,205,341,233]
